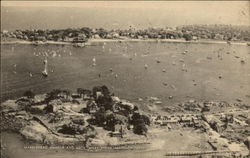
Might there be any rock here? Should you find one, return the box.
[0,100,19,112]
[168,96,173,99]
[45,99,63,113]
[16,110,28,116]
[20,121,49,143]
[28,104,47,114]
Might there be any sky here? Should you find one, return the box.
[1,1,249,31]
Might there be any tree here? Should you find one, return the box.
[80,27,92,38]
[93,108,107,126]
[105,113,118,131]
[93,85,114,111]
[130,113,150,135]
[23,90,35,99]
[105,113,127,131]
[141,114,150,126]
[183,33,192,41]
[133,119,148,135]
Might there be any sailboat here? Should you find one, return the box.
[42,58,48,77]
[92,57,96,66]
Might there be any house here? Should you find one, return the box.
[137,35,143,39]
[180,116,193,123]
[192,36,198,40]
[110,131,123,138]
[161,119,179,126]
[87,101,98,114]
[96,91,104,99]
[111,32,120,38]
[155,120,163,125]
[105,34,113,39]
[57,90,72,100]
[77,88,92,100]
[110,124,127,138]
[71,93,81,99]
[2,30,8,34]
[93,34,101,39]
[120,101,135,111]
[35,36,47,42]
[72,37,87,43]
[63,36,72,42]
[111,96,120,103]
[114,124,126,133]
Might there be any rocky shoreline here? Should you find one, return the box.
[1,86,250,156]
[1,38,249,46]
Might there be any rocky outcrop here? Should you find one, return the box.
[20,120,85,145]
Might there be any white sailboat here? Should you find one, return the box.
[42,58,48,77]
[92,57,96,66]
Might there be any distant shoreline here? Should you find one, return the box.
[1,38,249,46]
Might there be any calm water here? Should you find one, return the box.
[1,42,250,106]
[1,42,250,158]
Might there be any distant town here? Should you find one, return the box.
[1,25,250,43]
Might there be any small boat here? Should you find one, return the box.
[162,82,168,86]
